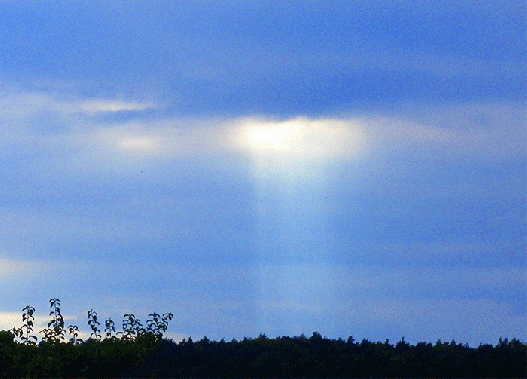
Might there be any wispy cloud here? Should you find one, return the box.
[77,99,155,114]
[1,79,522,165]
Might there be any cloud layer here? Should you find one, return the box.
[0,1,524,346]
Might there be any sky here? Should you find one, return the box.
[0,0,525,346]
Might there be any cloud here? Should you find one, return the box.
[1,0,523,119]
[0,257,55,278]
[0,308,93,343]
[352,101,526,162]
[0,311,50,335]
[1,78,522,168]
[0,259,259,340]
[77,99,155,114]
[229,117,366,160]
[0,83,155,121]
[354,240,527,268]
[235,262,526,343]
[254,263,526,304]
[337,297,525,345]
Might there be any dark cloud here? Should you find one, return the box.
[0,1,524,116]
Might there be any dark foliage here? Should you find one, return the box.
[1,301,525,378]
[1,332,525,378]
[132,333,526,378]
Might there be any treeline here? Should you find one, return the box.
[1,331,525,378]
[136,334,526,378]
[0,300,525,378]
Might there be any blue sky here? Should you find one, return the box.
[0,0,525,346]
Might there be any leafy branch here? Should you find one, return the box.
[12,305,37,345]
[121,313,145,341]
[11,299,173,345]
[147,312,174,341]
[39,298,65,343]
[88,309,101,340]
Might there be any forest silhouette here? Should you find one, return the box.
[1,299,525,378]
